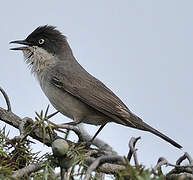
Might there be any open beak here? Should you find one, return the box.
[9,40,33,50]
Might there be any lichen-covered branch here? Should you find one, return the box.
[84,155,125,180]
[12,162,45,179]
[127,136,141,165]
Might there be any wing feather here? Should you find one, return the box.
[50,63,139,127]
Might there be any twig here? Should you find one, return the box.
[152,154,193,177]
[176,152,193,166]
[86,159,125,174]
[47,111,59,119]
[167,152,193,176]
[12,162,44,179]
[0,106,60,146]
[84,155,125,180]
[185,152,193,166]
[175,152,193,167]
[167,165,193,174]
[127,136,141,166]
[12,117,29,141]
[85,150,99,157]
[0,86,11,111]
[46,118,115,154]
[153,156,193,174]
[166,173,193,180]
[13,117,39,142]
[77,124,116,153]
[19,117,28,135]
[60,167,66,180]
[153,157,168,174]
[176,153,187,165]
[20,122,39,142]
[63,167,73,180]
[49,121,85,142]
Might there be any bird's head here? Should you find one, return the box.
[10,25,72,74]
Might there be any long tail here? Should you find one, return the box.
[124,116,182,149]
[138,121,182,149]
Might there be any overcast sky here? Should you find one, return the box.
[1,0,193,171]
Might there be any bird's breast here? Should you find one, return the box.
[38,74,109,125]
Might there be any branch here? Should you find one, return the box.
[167,152,193,176]
[84,155,125,179]
[49,122,117,154]
[153,157,168,174]
[176,152,193,166]
[49,121,85,142]
[153,154,193,178]
[166,173,193,180]
[77,124,116,153]
[0,86,11,111]
[62,167,73,180]
[0,106,56,146]
[12,162,44,179]
[127,136,141,166]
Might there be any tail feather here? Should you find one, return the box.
[135,120,182,149]
[123,114,182,149]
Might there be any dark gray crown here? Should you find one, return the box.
[25,25,67,54]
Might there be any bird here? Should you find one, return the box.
[10,25,182,149]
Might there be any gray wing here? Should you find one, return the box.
[49,63,183,149]
[50,63,140,127]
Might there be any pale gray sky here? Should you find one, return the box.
[1,0,193,170]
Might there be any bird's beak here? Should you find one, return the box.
[9,40,33,50]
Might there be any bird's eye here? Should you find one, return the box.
[38,39,45,45]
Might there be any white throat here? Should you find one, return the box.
[22,46,55,77]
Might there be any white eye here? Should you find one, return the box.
[38,39,45,45]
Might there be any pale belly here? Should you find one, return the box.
[40,81,109,126]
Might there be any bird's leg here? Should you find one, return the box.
[89,123,107,143]
[77,123,107,148]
